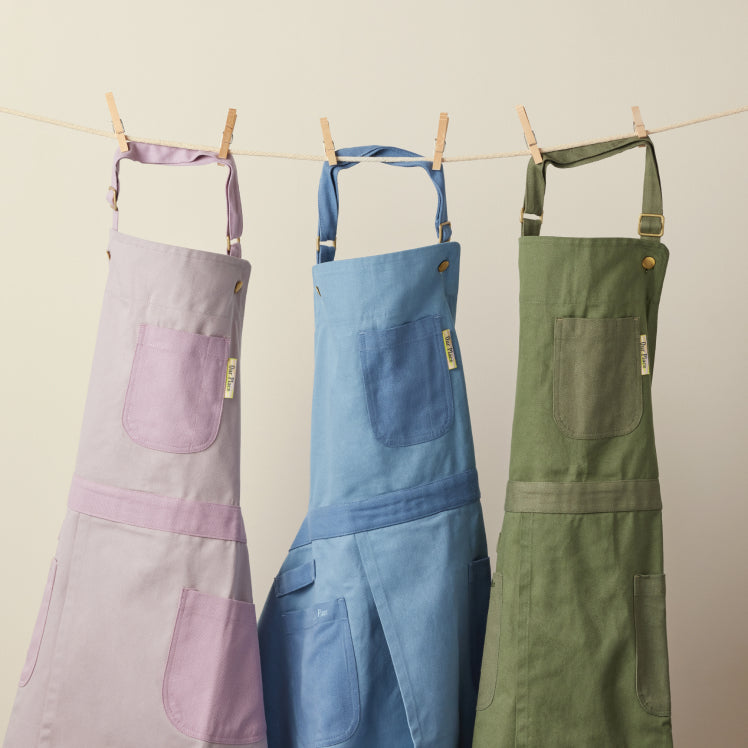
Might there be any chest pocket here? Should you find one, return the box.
[359,314,455,448]
[123,324,230,453]
[553,316,643,440]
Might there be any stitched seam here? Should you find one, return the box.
[356,532,423,743]
[633,576,671,718]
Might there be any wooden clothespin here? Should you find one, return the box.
[219,108,237,158]
[105,92,128,152]
[632,106,647,138]
[432,112,449,170]
[320,117,337,166]
[515,105,542,164]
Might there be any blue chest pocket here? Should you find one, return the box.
[359,314,455,448]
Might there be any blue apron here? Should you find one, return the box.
[258,147,490,748]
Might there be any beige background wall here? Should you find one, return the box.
[1,1,746,745]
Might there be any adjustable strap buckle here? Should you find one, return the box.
[226,236,241,254]
[316,236,337,253]
[520,207,543,224]
[107,186,118,211]
[638,213,665,238]
[438,221,451,242]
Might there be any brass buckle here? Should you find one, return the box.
[638,213,665,238]
[520,207,543,224]
[438,221,451,242]
[316,236,337,253]
[226,236,241,254]
[107,186,118,211]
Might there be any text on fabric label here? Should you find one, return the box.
[640,335,650,376]
[442,329,458,370]
[225,358,237,398]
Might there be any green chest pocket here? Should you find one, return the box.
[553,317,643,440]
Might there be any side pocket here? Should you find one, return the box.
[283,598,360,747]
[634,574,672,717]
[123,324,230,453]
[163,589,266,744]
[19,558,57,687]
[476,573,503,711]
[359,314,455,447]
[553,317,643,439]
[469,557,492,692]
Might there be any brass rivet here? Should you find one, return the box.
[642,256,656,271]
[234,280,243,294]
[316,286,321,296]
[438,260,450,272]
[106,250,111,260]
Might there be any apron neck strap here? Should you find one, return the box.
[521,135,664,240]
[316,145,451,263]
[106,142,244,258]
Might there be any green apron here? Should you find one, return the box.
[473,137,673,747]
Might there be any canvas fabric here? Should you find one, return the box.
[3,143,267,748]
[472,137,674,748]
[258,147,490,748]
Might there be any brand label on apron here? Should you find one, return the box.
[224,358,238,398]
[640,335,650,376]
[442,329,458,370]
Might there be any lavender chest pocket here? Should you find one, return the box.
[123,324,230,454]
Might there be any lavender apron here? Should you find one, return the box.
[3,143,267,748]
[258,147,491,748]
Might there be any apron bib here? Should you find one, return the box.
[258,147,491,748]
[4,143,267,748]
[473,137,673,747]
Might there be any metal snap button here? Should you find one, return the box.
[438,260,450,272]
[641,256,656,270]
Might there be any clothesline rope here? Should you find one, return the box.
[1,104,746,162]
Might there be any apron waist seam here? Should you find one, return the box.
[505,478,662,513]
[67,475,247,543]
[291,468,480,549]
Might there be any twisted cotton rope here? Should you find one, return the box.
[1,104,746,162]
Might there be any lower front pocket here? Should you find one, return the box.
[282,597,360,747]
[19,557,57,687]
[633,574,672,717]
[476,572,503,711]
[163,589,266,744]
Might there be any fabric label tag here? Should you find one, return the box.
[442,329,458,370]
[224,358,237,398]
[640,335,650,376]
